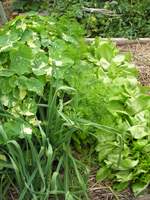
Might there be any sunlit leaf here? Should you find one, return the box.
[132,181,149,196]
[10,44,33,75]
[96,166,110,181]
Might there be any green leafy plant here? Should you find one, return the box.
[12,0,150,38]
[41,0,150,38]
[12,0,42,12]
[53,37,150,195]
[72,40,150,196]
[100,0,150,38]
[0,13,150,199]
[0,14,89,199]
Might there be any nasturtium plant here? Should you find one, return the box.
[0,14,84,136]
[0,14,150,197]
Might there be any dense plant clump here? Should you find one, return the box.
[0,14,150,199]
[93,0,150,38]
[13,0,150,38]
[0,14,88,199]
[65,40,150,195]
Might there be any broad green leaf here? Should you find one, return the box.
[1,77,13,94]
[113,182,128,192]
[62,33,77,44]
[118,159,139,170]
[10,44,33,75]
[134,140,148,150]
[99,58,110,70]
[143,144,150,153]
[116,171,133,182]
[0,69,14,77]
[132,182,149,196]
[127,95,150,115]
[2,120,32,142]
[97,145,115,162]
[105,153,121,167]
[112,54,125,64]
[107,100,125,113]
[17,76,44,95]
[32,52,51,76]
[95,41,116,61]
[53,57,74,67]
[96,131,116,143]
[20,98,37,116]
[96,166,110,181]
[129,125,149,139]
[0,95,9,106]
[0,31,20,52]
[21,29,40,51]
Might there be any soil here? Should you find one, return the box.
[88,168,134,200]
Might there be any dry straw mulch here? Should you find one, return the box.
[120,43,150,86]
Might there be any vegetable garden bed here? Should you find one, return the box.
[0,3,150,200]
[3,38,150,200]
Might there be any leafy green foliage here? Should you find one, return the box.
[12,0,42,12]
[70,0,150,38]
[0,13,150,198]
[13,0,150,38]
[0,14,88,199]
[58,38,150,195]
[100,0,150,38]
[75,41,150,196]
